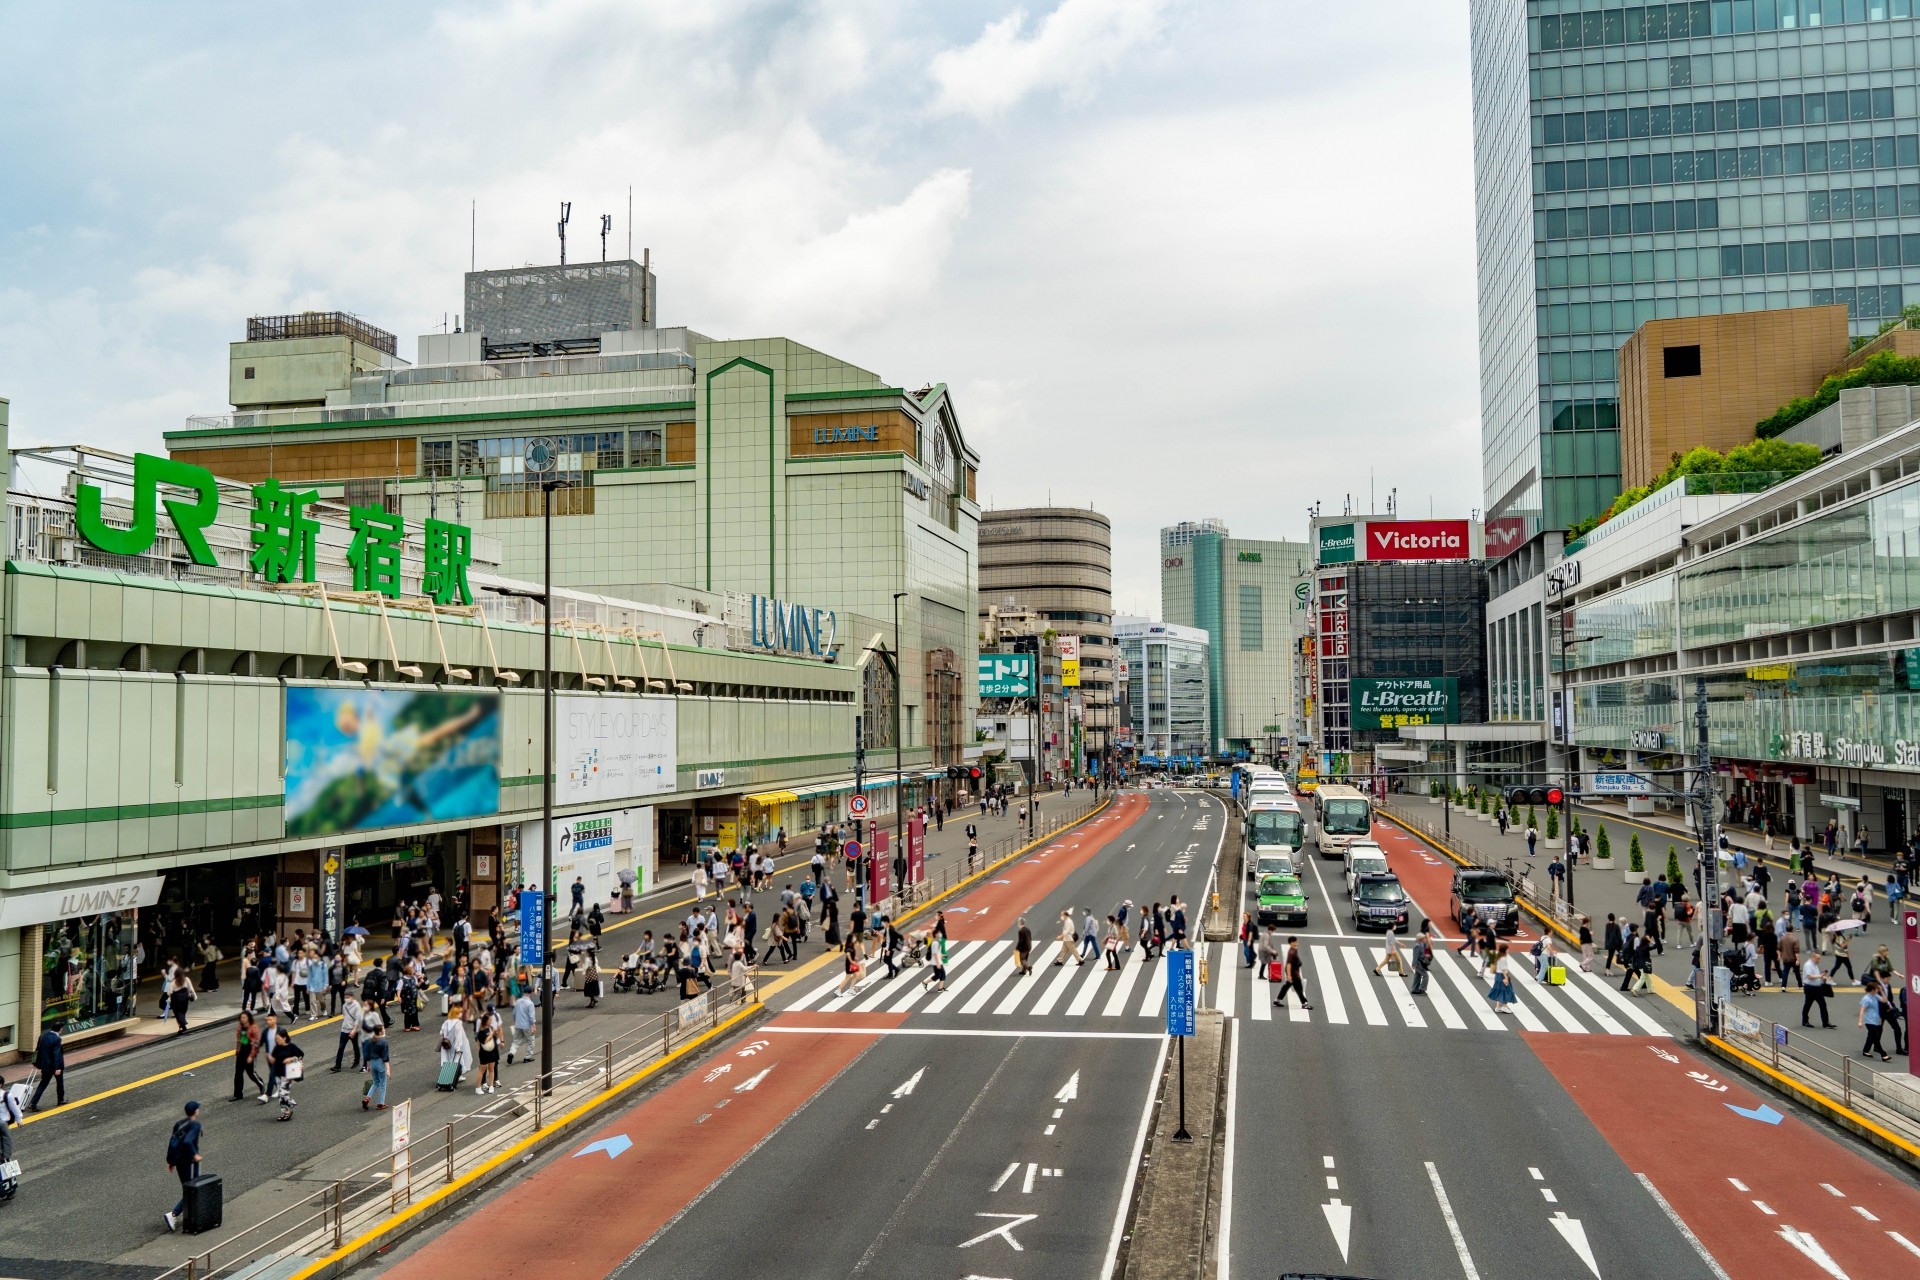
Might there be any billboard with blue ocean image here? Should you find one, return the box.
[285,688,502,837]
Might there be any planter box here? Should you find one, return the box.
[1542,836,1561,850]
[1626,868,1644,884]
[1428,796,1441,805]
[1592,856,1614,870]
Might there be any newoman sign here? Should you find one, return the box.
[0,875,166,929]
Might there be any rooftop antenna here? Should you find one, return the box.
[1343,493,1352,516]
[470,199,476,272]
[600,214,612,262]
[627,185,633,258]
[1387,486,1398,516]
[557,201,572,265]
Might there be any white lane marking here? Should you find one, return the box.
[1432,949,1506,1030]
[1821,1182,1846,1197]
[1549,1211,1602,1279]
[1635,1174,1733,1280]
[1022,1162,1038,1194]
[852,971,913,1013]
[1309,945,1350,1024]
[763,1026,1164,1039]
[1509,964,1586,1033]
[1416,961,1469,1029]
[923,942,1012,1013]
[1503,975,1551,1033]
[784,971,845,1013]
[989,1161,1020,1192]
[1055,1072,1080,1103]
[1210,941,1234,1015]
[880,1104,892,1113]
[1043,1123,1056,1135]
[1326,1176,1339,1190]
[1728,1178,1749,1192]
[1217,1020,1238,1280]
[1099,1035,1171,1280]
[1851,1205,1879,1222]
[959,1212,1037,1252]
[1323,1198,1353,1263]
[1754,1200,1776,1216]
[1381,966,1428,1028]
[1137,953,1170,1018]
[1303,851,1346,936]
[1573,961,1672,1035]
[1548,969,1631,1035]
[961,951,1025,1015]
[1324,1156,1336,1169]
[1425,1162,1483,1280]
[864,1118,879,1129]
[1065,961,1111,1016]
[1888,1231,1920,1257]
[1250,960,1274,1021]
[1338,947,1389,1026]
[732,1067,772,1093]
[1027,957,1085,1016]
[1100,955,1147,1017]
[1541,1188,1558,1203]
[892,1068,925,1099]
[885,941,983,1014]
[1777,1226,1851,1278]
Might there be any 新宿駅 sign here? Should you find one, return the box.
[979,652,1036,697]
[1349,677,1459,730]
[1590,771,1652,795]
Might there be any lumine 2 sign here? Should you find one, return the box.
[75,452,475,605]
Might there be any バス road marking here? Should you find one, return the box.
[989,1161,1020,1192]
[1634,1173,1733,1280]
[1424,1162,1483,1280]
[959,1212,1037,1252]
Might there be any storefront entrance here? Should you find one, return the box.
[340,831,465,932]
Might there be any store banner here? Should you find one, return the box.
[1366,519,1472,561]
[1350,677,1459,729]
[0,875,166,930]
[869,828,893,905]
[979,653,1036,697]
[557,695,677,805]
[1317,522,1357,564]
[285,688,501,838]
[319,850,343,940]
[907,815,926,885]
[1058,636,1081,688]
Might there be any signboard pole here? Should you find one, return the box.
[1166,948,1195,1143]
[1905,908,1919,1081]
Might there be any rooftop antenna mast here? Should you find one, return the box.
[557,201,572,265]
[600,214,612,262]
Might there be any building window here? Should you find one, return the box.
[423,440,453,478]
[1238,584,1264,651]
[1663,345,1702,378]
[243,367,256,380]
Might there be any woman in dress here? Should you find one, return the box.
[1488,942,1516,1014]
[472,1007,502,1095]
[437,1003,474,1089]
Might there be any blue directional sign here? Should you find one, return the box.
[1166,948,1195,1037]
[519,890,545,964]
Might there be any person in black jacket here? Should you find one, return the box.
[162,1101,203,1232]
[29,1026,64,1111]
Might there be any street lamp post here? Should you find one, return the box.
[893,592,906,896]
[1555,611,1603,912]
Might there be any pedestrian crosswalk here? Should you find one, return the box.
[780,939,1673,1038]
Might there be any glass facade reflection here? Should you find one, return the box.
[41,910,140,1035]
[1570,571,1679,664]
[1474,0,1920,530]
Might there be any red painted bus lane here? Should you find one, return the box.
[1371,820,1536,943]
[381,1015,905,1279]
[1529,1033,1920,1279]
[944,794,1148,941]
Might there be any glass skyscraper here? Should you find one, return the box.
[1474,0,1920,531]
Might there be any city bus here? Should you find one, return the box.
[1240,770,1291,816]
[1244,796,1305,879]
[1311,783,1374,860]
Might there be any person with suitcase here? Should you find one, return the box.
[162,1101,205,1233]
[436,1005,472,1091]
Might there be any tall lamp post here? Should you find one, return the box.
[893,592,906,892]
[1555,604,1602,911]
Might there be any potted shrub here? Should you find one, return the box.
[1526,804,1538,834]
[1429,780,1441,804]
[1665,844,1683,887]
[1626,832,1645,884]
[1593,824,1614,867]
[1544,805,1560,849]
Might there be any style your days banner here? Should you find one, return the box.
[557,695,678,805]
[285,688,502,837]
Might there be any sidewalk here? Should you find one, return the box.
[1382,796,1911,1081]
[1572,797,1887,887]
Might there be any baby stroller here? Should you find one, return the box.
[635,955,667,995]
[1726,953,1762,996]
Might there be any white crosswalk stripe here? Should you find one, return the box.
[773,937,1672,1037]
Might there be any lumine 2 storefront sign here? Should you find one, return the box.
[725,591,838,659]
[74,453,476,605]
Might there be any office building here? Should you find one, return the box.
[1115,618,1211,763]
[1158,521,1309,757]
[977,507,1115,770]
[1472,1,1920,533]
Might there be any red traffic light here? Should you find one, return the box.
[1545,786,1564,805]
[967,765,983,780]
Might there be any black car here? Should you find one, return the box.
[1450,868,1519,936]
[1350,873,1411,933]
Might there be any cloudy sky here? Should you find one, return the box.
[0,0,1478,613]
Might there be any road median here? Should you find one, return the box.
[1116,1007,1228,1280]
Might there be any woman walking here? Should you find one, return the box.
[168,969,197,1035]
[473,1007,502,1094]
[437,1004,473,1090]
[1487,943,1517,1014]
[1578,916,1596,973]
[231,1012,264,1101]
[362,1023,391,1110]
[836,934,863,996]
[1102,917,1122,970]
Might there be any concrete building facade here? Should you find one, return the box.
[1115,617,1211,763]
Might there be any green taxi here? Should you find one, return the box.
[1256,873,1309,928]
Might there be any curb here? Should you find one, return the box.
[1701,1034,1920,1175]
[1379,810,1582,946]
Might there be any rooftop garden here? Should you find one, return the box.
[1565,438,1822,541]
[1756,348,1920,438]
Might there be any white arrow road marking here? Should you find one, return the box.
[1777,1226,1850,1278]
[702,1064,732,1083]
[959,1213,1038,1251]
[893,1067,926,1099]
[1550,1212,1601,1278]
[1649,1047,1680,1063]
[735,1039,771,1057]
[732,1067,772,1093]
[1055,1071,1080,1103]
[1322,1199,1353,1262]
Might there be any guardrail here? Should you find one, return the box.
[158,980,757,1280]
[1718,999,1920,1145]
[1379,798,1580,932]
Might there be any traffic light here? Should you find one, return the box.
[967,765,984,781]
[946,765,963,780]
[1545,786,1564,805]
[1506,786,1554,807]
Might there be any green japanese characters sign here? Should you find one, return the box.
[1350,677,1459,730]
[77,453,473,605]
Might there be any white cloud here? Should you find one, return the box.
[930,0,1172,118]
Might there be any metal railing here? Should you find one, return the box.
[157,980,757,1280]
[1718,998,1920,1145]
[1380,798,1579,929]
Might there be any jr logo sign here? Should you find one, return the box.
[75,453,221,566]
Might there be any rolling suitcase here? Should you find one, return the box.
[1547,964,1567,987]
[182,1173,223,1234]
[436,1060,461,1092]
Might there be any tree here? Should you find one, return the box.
[1757,350,1920,438]
[1595,825,1612,861]
[1665,844,1682,883]
[1526,804,1538,831]
[1723,437,1822,478]
[1545,807,1559,839]
[1628,833,1645,873]
[1429,780,1441,798]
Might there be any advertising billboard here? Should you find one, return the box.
[1366,519,1472,561]
[1316,523,1357,564]
[979,652,1036,697]
[1057,636,1081,688]
[1349,677,1460,730]
[557,695,678,805]
[285,689,501,837]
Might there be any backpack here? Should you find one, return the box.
[166,1118,193,1169]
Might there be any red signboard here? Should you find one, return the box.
[907,815,926,885]
[868,829,892,904]
[1485,516,1530,561]
[1366,519,1472,561]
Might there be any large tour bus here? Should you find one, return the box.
[1311,783,1374,860]
[1240,770,1291,815]
[1244,797,1306,879]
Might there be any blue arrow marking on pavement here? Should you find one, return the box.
[1725,1103,1783,1125]
[575,1134,633,1159]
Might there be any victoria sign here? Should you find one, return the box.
[1366,519,1472,561]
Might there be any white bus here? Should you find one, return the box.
[1311,783,1374,860]
[1244,797,1305,879]
[1240,770,1291,815]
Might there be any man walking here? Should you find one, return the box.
[331,992,364,1072]
[1079,910,1100,962]
[28,1024,65,1111]
[1410,925,1434,995]
[508,987,537,1065]
[162,1101,204,1233]
[1273,937,1313,1011]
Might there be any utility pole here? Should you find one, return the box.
[893,592,906,895]
[1692,676,1721,1039]
[854,714,867,913]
